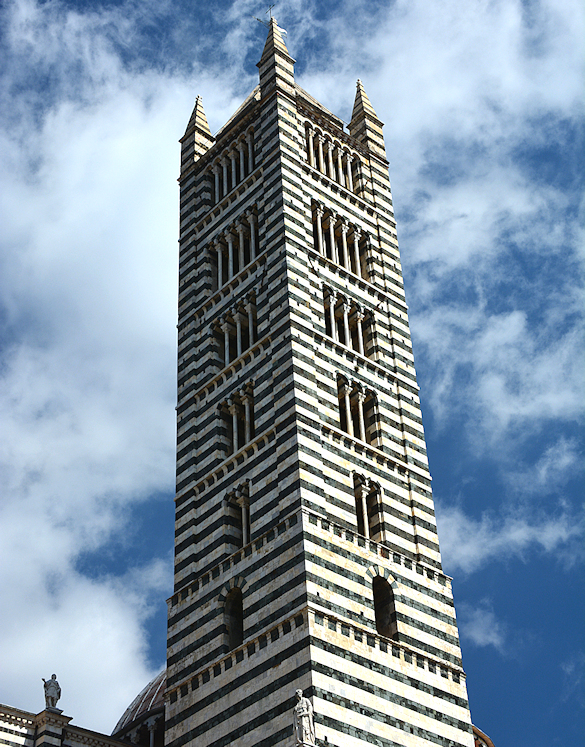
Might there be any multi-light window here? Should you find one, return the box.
[211,209,258,289]
[353,473,381,541]
[225,480,251,549]
[305,124,361,194]
[218,383,255,457]
[337,376,377,445]
[213,293,257,367]
[312,202,369,280]
[324,288,372,357]
[209,128,255,204]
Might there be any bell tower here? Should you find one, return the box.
[166,19,475,747]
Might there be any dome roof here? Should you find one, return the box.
[112,670,165,736]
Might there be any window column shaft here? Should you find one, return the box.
[241,502,249,545]
[247,212,257,260]
[222,158,229,196]
[230,151,237,189]
[246,302,255,345]
[315,206,324,254]
[341,223,350,268]
[216,244,223,287]
[343,385,353,437]
[237,225,245,269]
[317,135,325,173]
[342,302,351,345]
[346,155,354,191]
[235,313,243,357]
[243,396,251,443]
[356,312,365,356]
[357,392,366,441]
[353,231,361,277]
[222,322,230,364]
[337,149,344,186]
[230,404,239,452]
[213,166,220,203]
[227,234,234,279]
[360,487,370,540]
[247,132,254,171]
[238,143,246,178]
[307,130,315,167]
[328,217,337,264]
[327,141,334,178]
[328,294,337,341]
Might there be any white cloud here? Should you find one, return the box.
[458,600,506,652]
[436,500,584,575]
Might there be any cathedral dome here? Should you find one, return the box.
[112,670,165,738]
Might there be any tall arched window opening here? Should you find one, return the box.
[224,588,244,650]
[372,576,397,640]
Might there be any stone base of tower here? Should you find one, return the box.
[165,508,474,747]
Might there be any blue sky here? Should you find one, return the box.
[0,0,583,744]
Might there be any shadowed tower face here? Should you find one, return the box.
[166,18,475,747]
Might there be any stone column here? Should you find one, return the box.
[342,301,351,346]
[238,141,246,178]
[229,403,239,452]
[340,221,350,269]
[241,393,252,443]
[356,482,370,540]
[328,291,337,341]
[326,140,334,179]
[337,147,344,186]
[356,309,365,356]
[237,223,246,269]
[352,228,362,278]
[239,499,249,545]
[235,311,243,357]
[317,134,325,173]
[213,164,220,203]
[315,204,324,254]
[246,210,257,260]
[328,215,338,264]
[247,131,254,171]
[246,300,255,345]
[342,384,354,437]
[222,157,229,196]
[226,232,234,279]
[345,153,354,192]
[307,128,315,167]
[356,391,366,441]
[221,321,230,365]
[230,150,237,189]
[148,722,156,747]
[216,242,223,288]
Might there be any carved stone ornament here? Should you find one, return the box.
[292,689,315,746]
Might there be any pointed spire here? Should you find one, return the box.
[257,17,295,99]
[258,17,292,64]
[351,79,380,123]
[185,95,212,139]
[348,79,387,160]
[180,95,215,171]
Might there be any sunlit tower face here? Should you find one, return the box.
[166,18,475,747]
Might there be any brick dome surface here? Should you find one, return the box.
[112,670,165,735]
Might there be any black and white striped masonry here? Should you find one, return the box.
[167,17,476,747]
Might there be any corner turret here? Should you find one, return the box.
[180,95,215,172]
[348,79,387,160]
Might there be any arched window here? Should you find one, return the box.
[372,576,397,640]
[224,588,244,650]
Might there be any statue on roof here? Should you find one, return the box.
[42,674,61,710]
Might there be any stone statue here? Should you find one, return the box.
[293,689,315,746]
[42,674,61,709]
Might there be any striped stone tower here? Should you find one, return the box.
[166,18,475,747]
